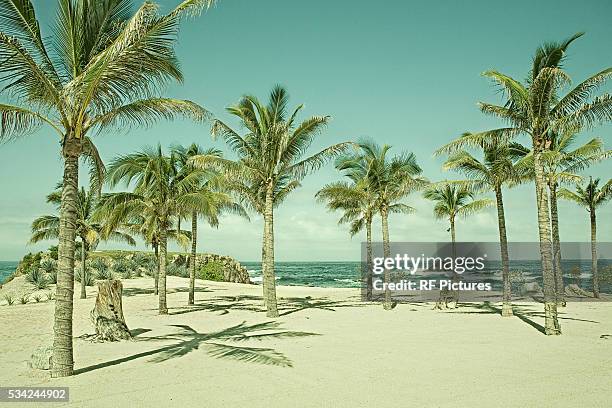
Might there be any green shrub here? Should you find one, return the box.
[19,252,42,275]
[75,267,95,286]
[19,294,29,304]
[4,294,14,305]
[91,258,112,280]
[48,245,58,260]
[113,259,137,279]
[199,261,225,281]
[40,259,57,274]
[167,263,188,278]
[44,292,53,301]
[26,268,49,290]
[47,269,58,284]
[33,294,42,303]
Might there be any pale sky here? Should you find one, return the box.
[0,0,610,261]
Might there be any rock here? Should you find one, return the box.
[521,282,542,295]
[30,346,53,370]
[565,284,592,297]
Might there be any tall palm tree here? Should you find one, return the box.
[316,178,376,299]
[518,129,611,304]
[439,141,528,316]
[31,186,135,299]
[435,33,612,335]
[558,177,612,298]
[172,143,248,305]
[424,183,493,246]
[191,86,350,317]
[337,141,427,309]
[0,0,213,376]
[98,145,212,314]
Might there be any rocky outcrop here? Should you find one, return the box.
[169,253,251,284]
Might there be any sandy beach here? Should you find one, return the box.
[1,276,611,408]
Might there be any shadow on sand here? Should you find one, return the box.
[167,294,367,317]
[74,321,318,375]
[122,286,217,297]
[452,301,599,334]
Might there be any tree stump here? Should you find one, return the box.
[90,280,131,342]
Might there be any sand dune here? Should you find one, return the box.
[1,276,611,407]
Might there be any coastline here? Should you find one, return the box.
[1,275,611,407]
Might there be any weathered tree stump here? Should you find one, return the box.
[90,280,131,342]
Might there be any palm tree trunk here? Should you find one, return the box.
[533,148,561,335]
[188,211,197,305]
[450,216,456,256]
[366,214,373,300]
[590,209,599,298]
[549,184,565,306]
[381,205,393,310]
[494,187,512,317]
[262,183,279,317]
[158,225,168,314]
[52,149,79,378]
[80,239,87,299]
[153,241,159,295]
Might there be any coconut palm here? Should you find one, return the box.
[31,186,135,299]
[518,129,611,304]
[424,183,493,245]
[436,33,612,334]
[118,212,190,294]
[337,141,427,309]
[0,0,213,376]
[172,143,248,305]
[439,140,528,316]
[191,86,350,317]
[558,177,612,298]
[98,145,215,314]
[316,178,376,299]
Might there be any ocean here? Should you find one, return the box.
[0,261,18,285]
[1,259,610,292]
[242,259,612,292]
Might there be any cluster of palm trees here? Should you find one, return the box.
[319,34,612,335]
[1,0,611,379]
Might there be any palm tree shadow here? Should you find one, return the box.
[74,321,318,375]
[454,302,599,335]
[168,295,367,317]
[123,286,215,297]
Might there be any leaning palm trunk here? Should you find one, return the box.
[549,185,566,305]
[52,149,79,378]
[381,206,393,310]
[590,209,599,298]
[494,187,513,317]
[158,226,168,315]
[365,215,373,300]
[80,239,87,299]
[262,185,279,317]
[189,211,197,305]
[533,149,561,335]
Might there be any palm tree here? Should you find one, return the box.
[31,186,135,299]
[518,129,610,304]
[172,143,248,305]
[439,141,528,316]
[558,177,612,298]
[337,141,427,309]
[0,0,213,376]
[99,145,213,314]
[118,212,190,295]
[316,178,376,299]
[424,183,493,247]
[435,33,612,335]
[191,86,350,317]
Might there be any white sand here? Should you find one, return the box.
[1,276,611,407]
